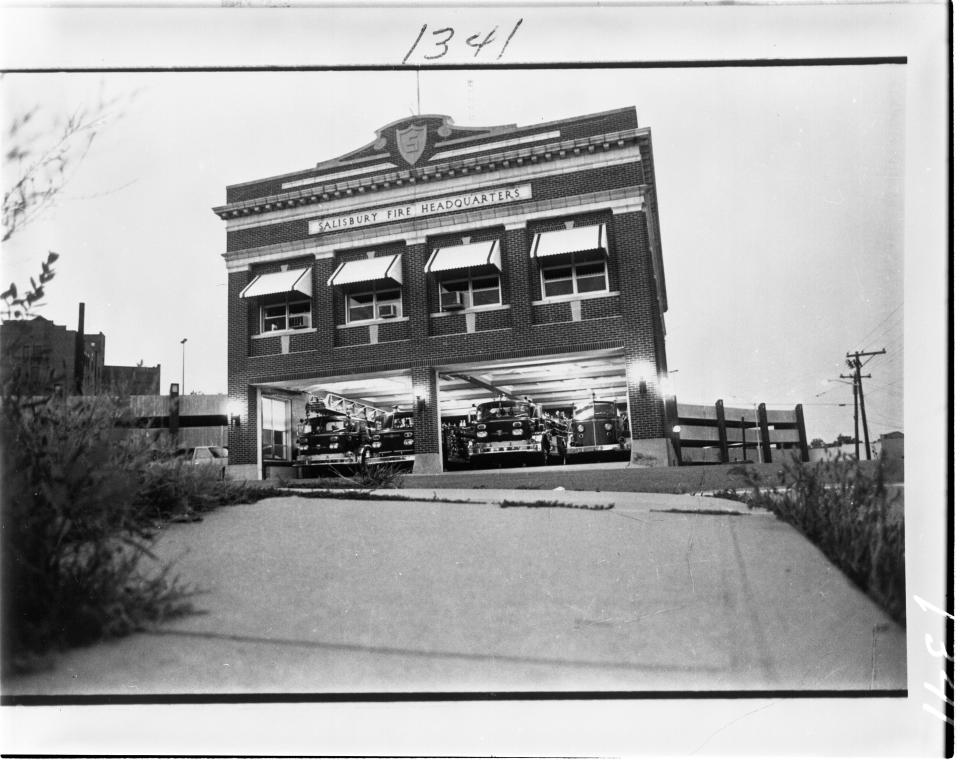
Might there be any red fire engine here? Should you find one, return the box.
[462,395,566,467]
[368,406,416,465]
[566,396,630,459]
[294,393,384,476]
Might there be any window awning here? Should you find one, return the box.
[327,254,403,287]
[240,266,313,299]
[424,240,502,273]
[530,223,608,259]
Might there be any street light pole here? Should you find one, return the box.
[180,338,188,394]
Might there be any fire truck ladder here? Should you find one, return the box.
[312,392,391,423]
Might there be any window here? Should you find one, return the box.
[541,258,608,298]
[346,288,402,323]
[439,274,502,309]
[261,300,311,333]
[261,396,291,461]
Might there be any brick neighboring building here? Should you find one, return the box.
[215,106,672,478]
[0,315,160,395]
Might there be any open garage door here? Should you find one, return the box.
[436,349,632,469]
[254,371,415,479]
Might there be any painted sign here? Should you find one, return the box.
[309,184,532,235]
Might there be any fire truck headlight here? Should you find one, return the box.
[512,421,522,428]
[604,422,614,431]
[403,431,413,438]
[512,428,523,436]
[577,424,585,433]
[403,439,414,446]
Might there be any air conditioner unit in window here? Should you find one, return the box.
[441,291,466,311]
[378,305,398,319]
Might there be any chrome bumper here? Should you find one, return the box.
[298,453,359,465]
[368,453,414,464]
[566,443,629,455]
[470,439,541,456]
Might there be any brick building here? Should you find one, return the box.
[215,107,673,478]
[0,315,160,395]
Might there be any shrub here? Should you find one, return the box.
[324,462,407,490]
[1,393,197,674]
[734,456,905,624]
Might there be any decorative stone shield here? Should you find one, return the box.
[396,123,428,165]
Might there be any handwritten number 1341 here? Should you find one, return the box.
[403,19,523,63]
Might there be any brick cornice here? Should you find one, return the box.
[213,128,649,222]
[222,186,646,272]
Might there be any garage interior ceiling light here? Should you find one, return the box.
[240,266,313,299]
[424,240,502,273]
[529,223,608,259]
[327,254,403,286]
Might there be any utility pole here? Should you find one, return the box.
[839,374,865,459]
[845,348,886,460]
[73,302,85,395]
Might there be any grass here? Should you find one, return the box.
[650,508,745,517]
[498,499,614,510]
[717,455,905,625]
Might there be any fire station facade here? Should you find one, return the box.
[215,106,673,477]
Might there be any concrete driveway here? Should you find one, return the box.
[3,488,905,695]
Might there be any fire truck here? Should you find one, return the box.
[294,393,384,477]
[566,396,630,459]
[368,406,416,465]
[463,395,565,467]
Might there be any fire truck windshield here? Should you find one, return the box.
[384,413,414,429]
[477,401,531,420]
[322,419,348,432]
[574,401,618,420]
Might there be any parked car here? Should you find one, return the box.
[175,445,229,479]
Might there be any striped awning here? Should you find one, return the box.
[530,223,608,259]
[424,240,501,273]
[327,254,403,286]
[240,266,312,299]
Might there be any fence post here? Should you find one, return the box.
[757,402,772,463]
[664,395,681,466]
[715,398,729,464]
[795,403,809,462]
[169,383,180,441]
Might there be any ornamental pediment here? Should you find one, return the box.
[332,115,515,169]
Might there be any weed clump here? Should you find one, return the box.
[0,394,204,674]
[727,456,905,624]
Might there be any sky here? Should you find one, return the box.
[0,65,905,442]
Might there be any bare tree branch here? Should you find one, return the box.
[2,88,126,243]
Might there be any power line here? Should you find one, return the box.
[856,302,904,350]
[862,379,904,395]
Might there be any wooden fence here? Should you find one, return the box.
[63,394,231,449]
[665,398,809,465]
